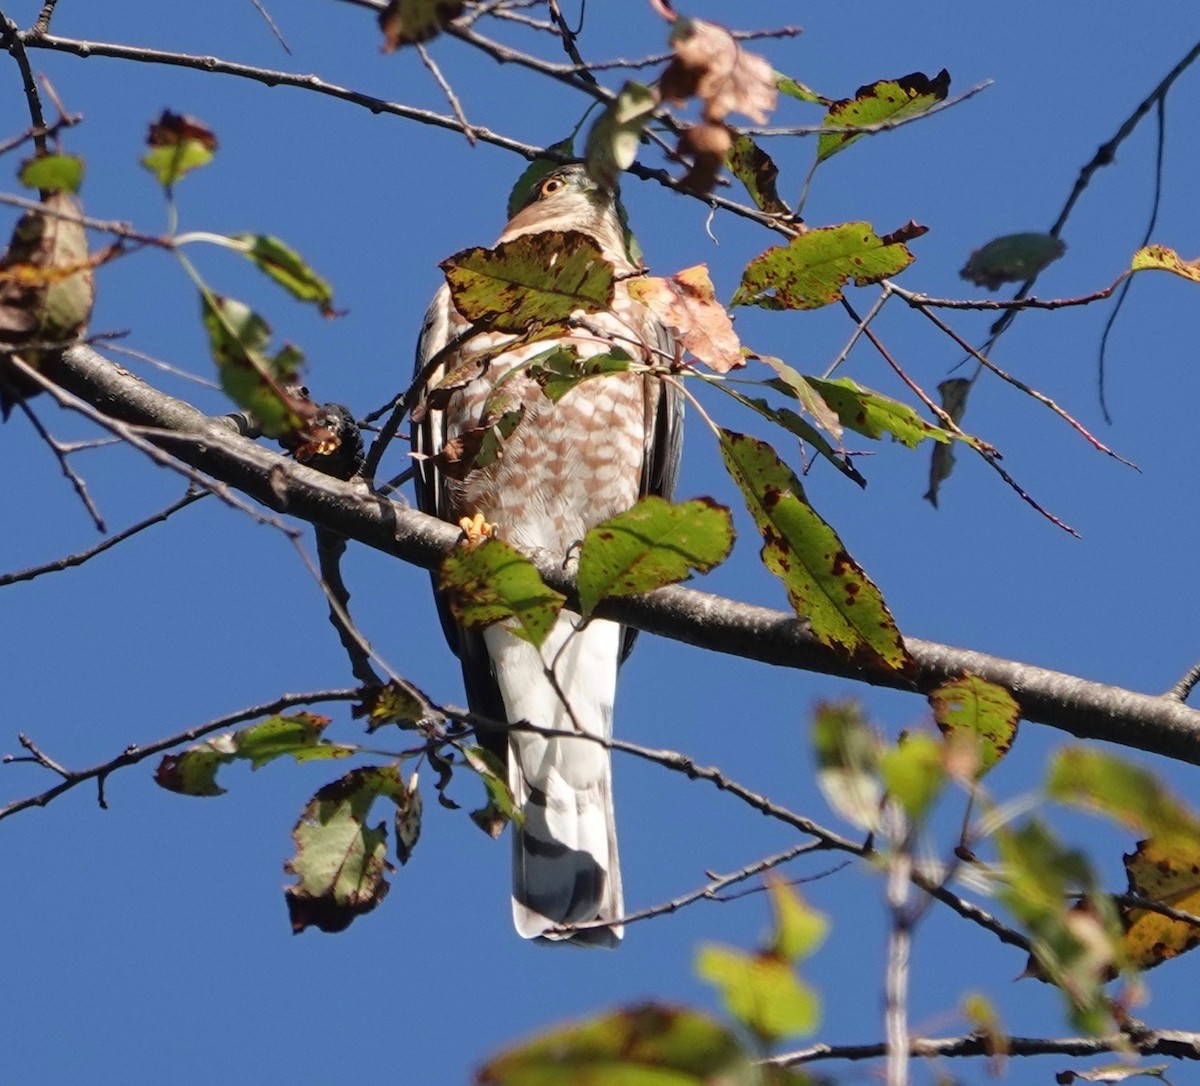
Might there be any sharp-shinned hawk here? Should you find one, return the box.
[412,164,683,946]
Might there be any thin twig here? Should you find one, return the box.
[12,393,106,532]
[416,42,476,145]
[0,489,205,587]
[249,0,292,54]
[0,689,360,820]
[0,8,49,153]
[1165,663,1200,704]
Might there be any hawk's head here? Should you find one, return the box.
[502,164,631,266]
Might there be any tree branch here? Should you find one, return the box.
[41,344,1200,769]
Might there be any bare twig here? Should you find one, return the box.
[249,0,292,54]
[0,489,206,587]
[11,393,107,531]
[0,8,49,153]
[416,42,476,145]
[1165,662,1200,704]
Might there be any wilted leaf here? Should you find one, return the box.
[720,429,912,672]
[285,765,414,933]
[584,81,658,188]
[379,0,464,48]
[930,673,1020,778]
[441,230,614,334]
[431,404,526,478]
[818,70,950,163]
[438,537,565,647]
[627,265,742,373]
[525,344,633,404]
[925,377,971,507]
[1131,243,1200,284]
[961,233,1066,290]
[1121,836,1200,970]
[750,356,841,440]
[18,153,85,194]
[726,134,791,217]
[353,678,442,731]
[812,700,883,831]
[660,17,777,125]
[231,234,336,316]
[805,375,956,449]
[477,1003,758,1085]
[154,713,354,796]
[394,772,422,864]
[677,120,733,196]
[733,221,925,310]
[880,732,946,824]
[577,496,734,616]
[142,110,216,188]
[200,291,316,439]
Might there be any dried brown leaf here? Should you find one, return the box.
[628,265,742,373]
[660,17,777,125]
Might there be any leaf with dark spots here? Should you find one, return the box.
[577,496,735,616]
[930,674,1019,778]
[439,537,565,647]
[441,230,615,335]
[353,678,442,731]
[817,69,951,163]
[284,766,417,934]
[719,429,912,673]
[805,375,966,450]
[732,222,923,310]
[525,344,633,403]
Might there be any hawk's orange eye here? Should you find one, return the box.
[540,176,566,197]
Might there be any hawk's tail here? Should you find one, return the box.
[483,615,624,947]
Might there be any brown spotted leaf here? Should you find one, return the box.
[732,221,925,310]
[627,265,742,372]
[660,17,777,125]
[1131,243,1200,284]
[441,230,614,334]
[1121,836,1200,970]
[142,110,217,188]
[577,495,734,616]
[718,429,911,672]
[818,70,950,162]
[353,678,442,731]
[379,0,464,48]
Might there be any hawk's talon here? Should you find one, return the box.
[458,512,497,547]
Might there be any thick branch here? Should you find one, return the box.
[41,344,1200,766]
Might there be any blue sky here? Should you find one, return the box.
[3,3,1200,1083]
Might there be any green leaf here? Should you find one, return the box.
[200,291,313,438]
[997,820,1119,1034]
[284,766,417,933]
[477,1003,759,1086]
[141,111,217,188]
[1046,747,1200,846]
[696,945,820,1044]
[726,134,790,216]
[774,72,828,106]
[440,230,615,334]
[524,344,633,404]
[732,221,926,310]
[812,700,882,831]
[880,732,945,824]
[961,232,1066,290]
[438,537,566,647]
[583,81,658,187]
[804,375,956,449]
[817,69,950,163]
[766,879,828,963]
[18,153,85,194]
[719,429,911,672]
[154,713,354,796]
[715,384,866,488]
[929,674,1019,778]
[464,745,521,838]
[231,234,336,316]
[576,496,734,616]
